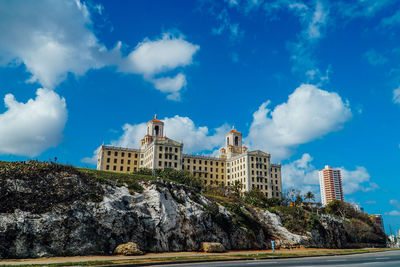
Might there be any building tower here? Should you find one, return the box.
[147,114,164,137]
[225,126,243,158]
[141,114,164,148]
[319,165,344,206]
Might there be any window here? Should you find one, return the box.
[128,160,131,164]
[234,136,239,146]
[164,162,167,167]
[169,147,172,152]
[275,174,278,178]
[134,160,137,165]
[216,168,219,172]
[141,154,143,158]
[174,162,177,168]
[187,159,190,163]
[114,159,117,164]
[252,177,254,182]
[210,161,213,166]
[221,175,224,179]
[169,162,172,167]
[128,153,131,158]
[107,151,111,156]
[135,154,138,158]
[174,155,177,160]
[140,161,143,165]
[216,162,219,166]
[169,154,172,159]
[127,167,130,172]
[107,158,110,163]
[159,161,162,167]
[216,174,219,179]
[210,174,213,178]
[159,146,162,151]
[199,160,202,164]
[106,165,109,170]
[121,159,124,164]
[114,152,118,156]
[175,148,178,153]
[205,173,208,178]
[113,166,116,171]
[205,167,208,171]
[121,152,125,157]
[251,157,254,161]
[165,154,168,159]
[194,160,196,164]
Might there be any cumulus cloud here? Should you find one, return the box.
[282,153,377,202]
[247,84,352,160]
[0,89,67,157]
[0,0,104,89]
[111,115,229,153]
[0,1,199,99]
[281,153,320,199]
[122,33,199,76]
[81,146,101,165]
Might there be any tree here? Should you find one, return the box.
[304,191,315,203]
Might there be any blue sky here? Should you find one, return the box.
[0,0,399,234]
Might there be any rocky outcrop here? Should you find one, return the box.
[114,242,143,255]
[201,242,226,253]
[0,173,385,259]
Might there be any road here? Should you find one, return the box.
[150,250,400,267]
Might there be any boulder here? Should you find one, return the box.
[114,242,144,256]
[201,242,226,253]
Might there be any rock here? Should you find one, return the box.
[114,242,144,255]
[0,171,387,259]
[201,242,226,253]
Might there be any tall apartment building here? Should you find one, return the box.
[318,165,344,206]
[97,115,282,198]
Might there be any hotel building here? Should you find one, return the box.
[97,115,282,198]
[319,165,344,206]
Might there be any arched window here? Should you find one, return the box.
[235,136,239,146]
[227,137,229,145]
[154,125,159,136]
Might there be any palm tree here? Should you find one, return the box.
[304,191,315,203]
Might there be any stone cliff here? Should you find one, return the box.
[0,162,386,258]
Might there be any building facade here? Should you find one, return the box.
[97,115,282,198]
[318,165,344,206]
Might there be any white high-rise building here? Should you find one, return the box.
[319,165,344,206]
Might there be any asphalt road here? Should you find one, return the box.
[150,250,400,267]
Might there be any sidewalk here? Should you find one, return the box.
[0,248,392,266]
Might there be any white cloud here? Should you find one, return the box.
[390,199,400,209]
[247,84,352,160]
[339,166,378,194]
[111,115,230,154]
[386,210,400,216]
[381,9,400,27]
[0,88,67,157]
[0,0,104,89]
[364,49,388,66]
[123,33,199,77]
[0,1,199,100]
[306,1,329,40]
[281,153,320,199]
[81,146,101,165]
[393,86,400,104]
[212,9,244,40]
[151,73,187,101]
[282,153,377,201]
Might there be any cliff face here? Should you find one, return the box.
[0,170,384,258]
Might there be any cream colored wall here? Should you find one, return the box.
[182,156,226,186]
[154,144,182,170]
[99,147,140,173]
